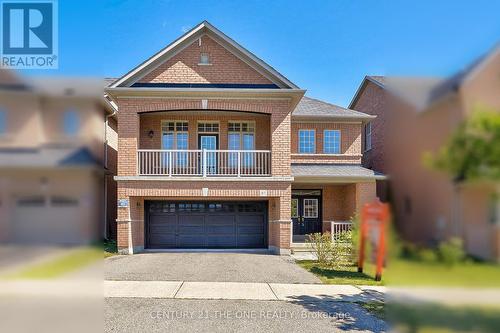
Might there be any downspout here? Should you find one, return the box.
[104,105,117,240]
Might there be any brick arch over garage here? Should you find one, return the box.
[116,97,292,177]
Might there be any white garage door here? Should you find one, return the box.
[12,195,83,244]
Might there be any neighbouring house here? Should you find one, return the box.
[0,69,118,245]
[350,46,500,261]
[105,21,383,255]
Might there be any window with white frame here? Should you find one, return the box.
[162,121,189,166]
[198,122,219,133]
[298,129,315,153]
[303,198,318,218]
[199,53,210,65]
[323,130,341,154]
[228,122,255,167]
[0,108,6,135]
[365,122,372,151]
[63,108,80,136]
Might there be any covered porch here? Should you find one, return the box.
[290,164,384,245]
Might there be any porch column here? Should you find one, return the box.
[117,103,139,176]
[116,193,144,254]
[268,187,292,255]
[270,111,291,177]
[355,181,377,211]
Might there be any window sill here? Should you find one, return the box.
[197,63,212,66]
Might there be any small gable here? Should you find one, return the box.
[138,35,275,86]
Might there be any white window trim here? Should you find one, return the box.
[303,198,319,218]
[298,129,316,154]
[323,129,341,154]
[228,121,256,150]
[198,53,212,66]
[197,121,220,134]
[161,120,189,149]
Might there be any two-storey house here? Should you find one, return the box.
[350,46,500,261]
[106,21,381,255]
[0,69,117,245]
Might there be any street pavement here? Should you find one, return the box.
[105,298,389,333]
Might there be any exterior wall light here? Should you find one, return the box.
[148,130,154,138]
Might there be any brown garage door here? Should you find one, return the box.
[145,201,268,249]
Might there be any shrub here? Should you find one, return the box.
[330,230,354,268]
[417,248,438,263]
[438,237,465,266]
[307,232,333,266]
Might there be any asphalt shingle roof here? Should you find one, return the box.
[0,147,101,168]
[291,163,384,179]
[293,96,374,119]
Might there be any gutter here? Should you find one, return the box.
[103,99,117,240]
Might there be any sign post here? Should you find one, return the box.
[357,200,390,281]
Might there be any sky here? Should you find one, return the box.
[23,0,500,107]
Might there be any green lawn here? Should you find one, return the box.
[385,259,500,287]
[1,247,103,280]
[386,302,500,333]
[298,260,384,286]
[298,259,500,287]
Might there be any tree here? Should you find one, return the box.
[426,109,500,183]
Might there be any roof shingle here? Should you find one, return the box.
[293,96,374,119]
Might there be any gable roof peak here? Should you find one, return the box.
[109,20,298,89]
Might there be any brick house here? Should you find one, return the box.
[106,21,381,255]
[0,69,117,244]
[350,46,500,261]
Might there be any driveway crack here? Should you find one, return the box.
[267,283,279,300]
[173,281,184,298]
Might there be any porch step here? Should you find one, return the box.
[290,243,314,253]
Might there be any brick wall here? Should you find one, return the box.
[139,35,273,85]
[116,98,291,177]
[351,81,386,172]
[290,121,362,164]
[139,112,270,150]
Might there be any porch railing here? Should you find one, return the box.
[137,149,271,177]
[331,221,353,243]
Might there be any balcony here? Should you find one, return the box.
[137,149,271,177]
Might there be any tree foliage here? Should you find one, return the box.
[428,110,500,182]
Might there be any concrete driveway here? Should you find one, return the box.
[105,252,321,284]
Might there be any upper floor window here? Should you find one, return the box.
[228,122,255,150]
[162,121,189,150]
[365,122,372,151]
[298,129,315,153]
[228,122,255,167]
[198,122,219,133]
[0,109,6,135]
[63,109,80,136]
[323,130,341,154]
[199,53,211,65]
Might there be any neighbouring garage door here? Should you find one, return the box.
[145,201,268,249]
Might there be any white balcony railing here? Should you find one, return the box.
[137,149,271,177]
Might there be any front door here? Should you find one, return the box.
[198,134,218,175]
[292,195,322,242]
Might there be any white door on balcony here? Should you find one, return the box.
[199,134,218,175]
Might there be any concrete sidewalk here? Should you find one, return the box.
[103,280,386,303]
